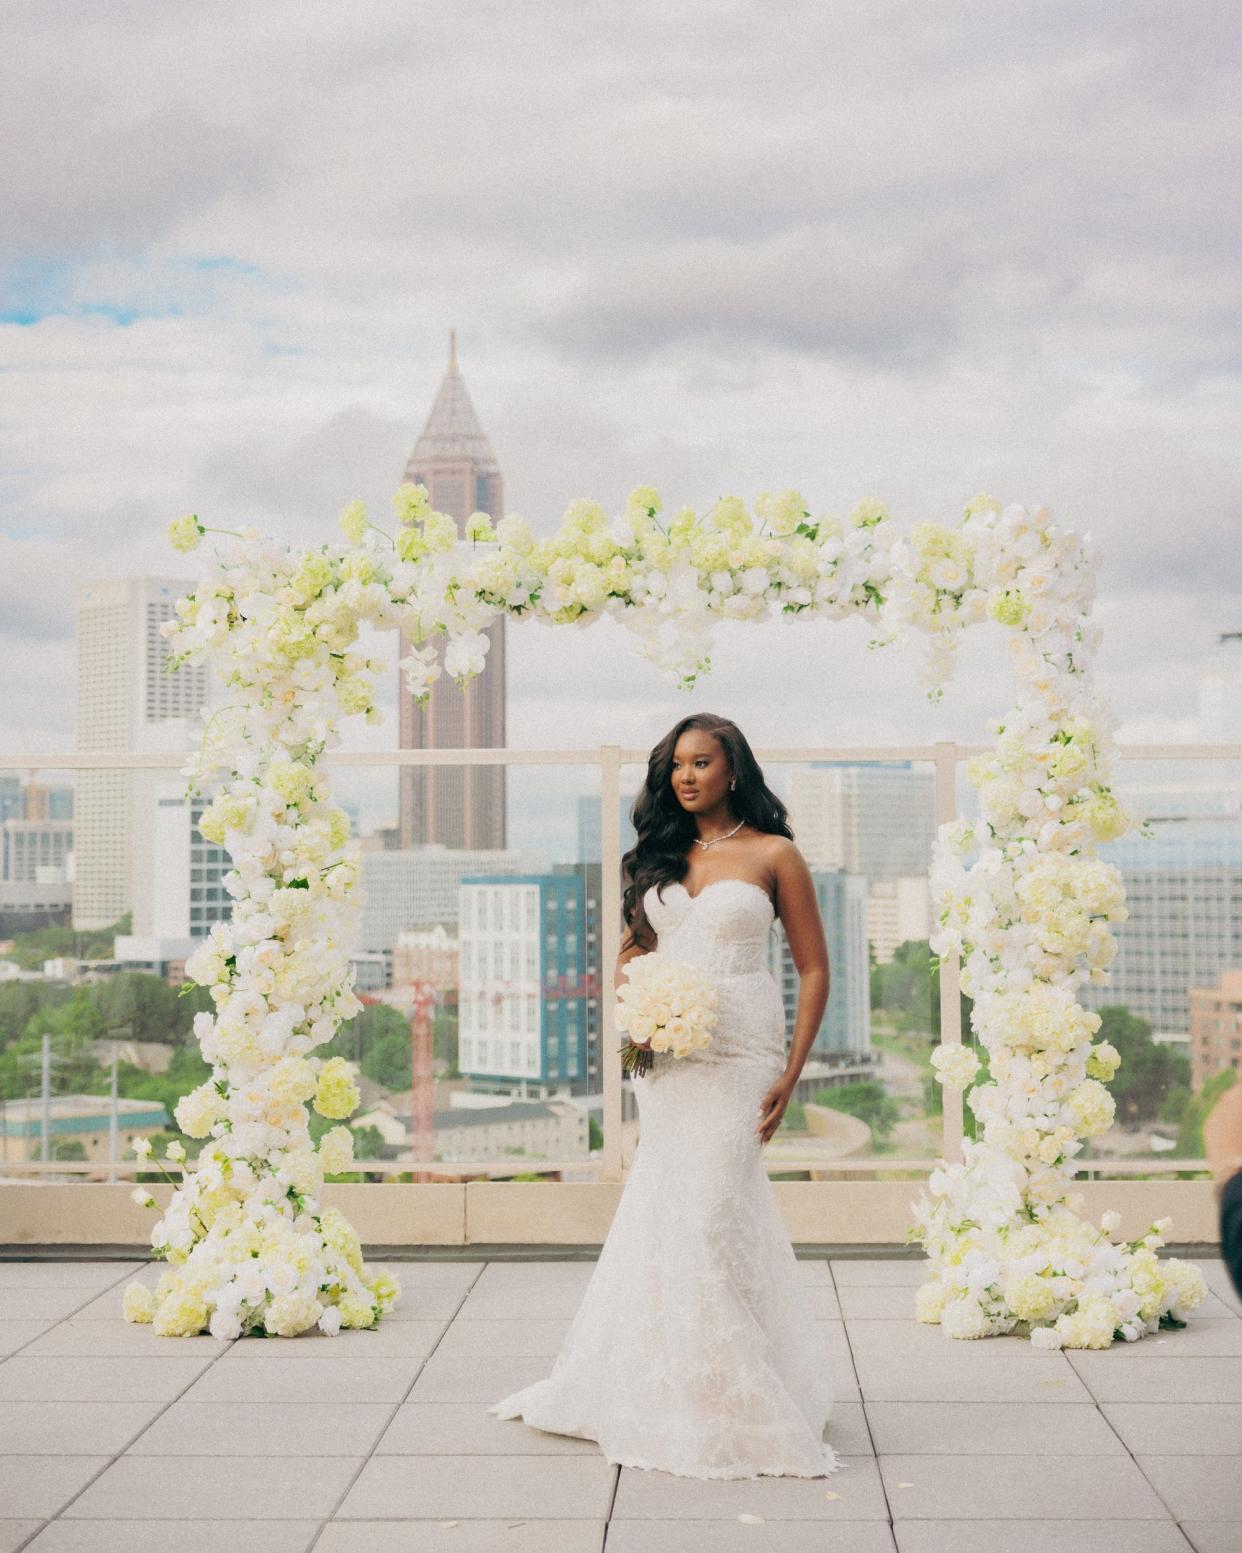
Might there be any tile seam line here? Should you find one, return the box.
[305,1257,485,1549]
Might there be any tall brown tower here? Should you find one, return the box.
[397,332,507,849]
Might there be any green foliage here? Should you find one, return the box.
[350,1122,386,1157]
[588,1115,603,1151]
[1093,1005,1191,1125]
[871,938,972,1038]
[0,980,72,1047]
[4,914,131,972]
[1177,1066,1238,1158]
[781,1098,807,1132]
[112,1045,212,1121]
[811,1080,901,1141]
[51,1138,86,1161]
[922,1068,942,1118]
[0,990,109,1098]
[93,972,213,1044]
[317,1002,412,1088]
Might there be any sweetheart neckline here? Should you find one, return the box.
[664,878,775,913]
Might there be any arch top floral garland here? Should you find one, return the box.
[124,482,1206,1346]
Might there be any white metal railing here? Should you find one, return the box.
[4,740,1240,1186]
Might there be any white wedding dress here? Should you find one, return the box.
[489,877,841,1480]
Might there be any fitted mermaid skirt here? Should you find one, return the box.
[488,878,840,1480]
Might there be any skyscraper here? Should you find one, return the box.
[74,578,208,930]
[786,761,936,879]
[398,332,507,850]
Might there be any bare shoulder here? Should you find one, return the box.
[758,833,804,869]
[754,833,809,897]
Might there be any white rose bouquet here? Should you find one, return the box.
[615,952,718,1077]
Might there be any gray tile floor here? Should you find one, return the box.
[0,1254,1238,1553]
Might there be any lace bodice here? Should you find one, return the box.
[640,878,784,1069]
[643,877,775,977]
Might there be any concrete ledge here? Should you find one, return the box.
[466,1181,624,1243]
[0,1179,1222,1247]
[321,1182,466,1244]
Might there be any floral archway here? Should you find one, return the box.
[122,484,1206,1346]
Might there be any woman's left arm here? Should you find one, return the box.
[755,839,830,1144]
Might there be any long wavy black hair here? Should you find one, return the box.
[620,712,792,951]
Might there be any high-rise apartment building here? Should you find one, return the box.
[398,333,507,850]
[769,868,871,1059]
[1,819,72,884]
[358,843,546,954]
[786,761,936,881]
[866,876,932,964]
[575,793,638,866]
[1084,816,1242,1041]
[457,871,593,1098]
[74,578,208,929]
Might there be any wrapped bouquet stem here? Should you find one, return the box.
[616,951,718,1077]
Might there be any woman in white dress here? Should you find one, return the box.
[489,712,841,1480]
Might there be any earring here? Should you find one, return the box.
[729,778,736,789]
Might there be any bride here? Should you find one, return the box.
[489,711,842,1480]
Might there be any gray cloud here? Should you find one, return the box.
[1,0,1240,772]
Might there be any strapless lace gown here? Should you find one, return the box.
[488,877,841,1480]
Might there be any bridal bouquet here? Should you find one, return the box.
[616,952,718,1076]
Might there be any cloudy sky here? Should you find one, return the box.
[2,0,1240,848]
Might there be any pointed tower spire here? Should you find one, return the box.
[406,332,499,474]
[398,338,507,852]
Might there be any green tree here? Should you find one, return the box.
[0,992,109,1098]
[871,939,972,1039]
[0,980,71,1048]
[4,913,130,972]
[95,972,212,1045]
[1177,1066,1238,1158]
[812,1080,901,1141]
[1094,1006,1191,1125]
[113,1045,211,1121]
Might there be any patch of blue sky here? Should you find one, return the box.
[193,256,262,276]
[0,258,74,324]
[0,253,289,327]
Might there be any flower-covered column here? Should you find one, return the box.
[902,499,1206,1346]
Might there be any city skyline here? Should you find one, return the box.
[2,6,1240,783]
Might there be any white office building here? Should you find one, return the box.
[359,844,545,953]
[787,761,936,880]
[74,578,208,930]
[1083,816,1242,1041]
[866,875,932,964]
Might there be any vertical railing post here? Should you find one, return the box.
[598,745,625,1184]
[933,740,965,1166]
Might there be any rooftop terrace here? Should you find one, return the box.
[0,1251,1239,1552]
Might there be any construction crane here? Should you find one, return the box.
[354,959,603,1177]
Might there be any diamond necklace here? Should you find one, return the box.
[694,817,745,850]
